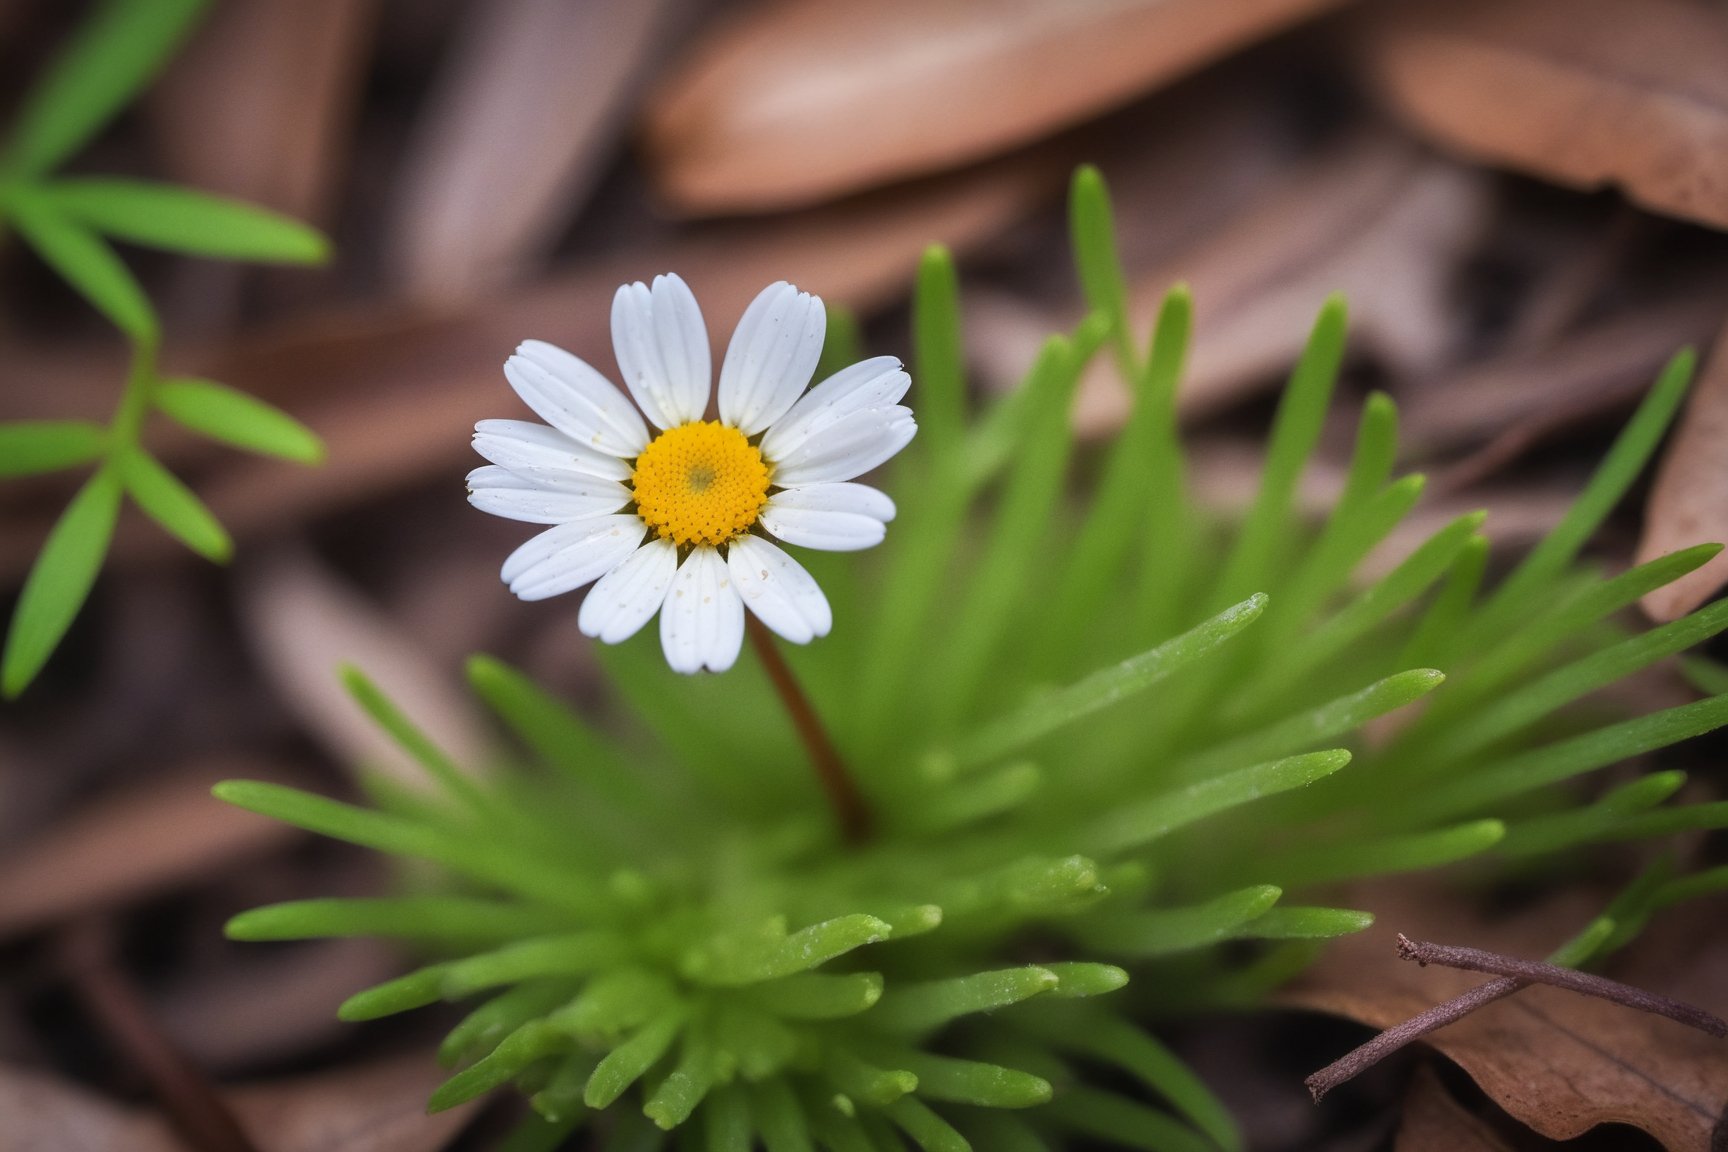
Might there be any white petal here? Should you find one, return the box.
[579,536,677,644]
[728,535,832,644]
[610,274,710,430]
[769,406,917,488]
[759,356,908,462]
[717,282,825,435]
[659,546,745,674]
[472,419,633,482]
[466,466,631,524]
[758,505,886,552]
[505,340,649,456]
[501,515,646,600]
[764,482,895,523]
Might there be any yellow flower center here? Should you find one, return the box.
[631,421,771,548]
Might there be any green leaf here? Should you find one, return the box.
[584,1011,683,1108]
[431,1020,562,1111]
[1044,1088,1217,1152]
[0,0,207,178]
[1086,749,1353,855]
[341,663,488,807]
[1069,165,1135,375]
[1237,906,1375,939]
[1074,885,1282,955]
[684,914,893,986]
[6,189,157,341]
[956,594,1266,768]
[889,1051,1051,1108]
[1265,820,1504,887]
[117,445,230,562]
[884,1095,971,1152]
[224,896,568,945]
[869,967,1059,1033]
[0,421,106,477]
[47,178,329,263]
[749,1077,815,1152]
[748,972,883,1020]
[2,467,122,697]
[1041,962,1129,998]
[912,245,965,459]
[153,377,323,463]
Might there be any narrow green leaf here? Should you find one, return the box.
[684,914,892,986]
[0,421,105,477]
[749,972,883,1020]
[339,967,446,1021]
[1215,295,1347,606]
[1479,349,1695,636]
[1041,962,1129,998]
[2,467,122,697]
[440,933,632,999]
[1127,284,1197,641]
[1069,165,1135,375]
[890,1051,1050,1108]
[884,1096,971,1152]
[7,189,156,341]
[552,968,676,1044]
[117,445,230,561]
[704,1085,752,1152]
[750,1076,815,1152]
[498,1112,583,1152]
[911,245,965,457]
[644,1031,717,1130]
[224,896,568,945]
[1237,906,1375,939]
[1652,865,1728,914]
[957,594,1266,768]
[431,1020,561,1111]
[48,177,328,263]
[585,1011,683,1108]
[528,1054,595,1126]
[0,0,207,178]
[900,762,1041,833]
[153,377,323,463]
[1266,820,1504,887]
[341,663,488,806]
[951,1113,1052,1152]
[1087,750,1353,855]
[1501,773,1693,857]
[869,967,1059,1033]
[1398,532,1489,670]
[1044,1088,1216,1152]
[1074,886,1282,955]
[825,1048,918,1107]
[442,983,578,1067]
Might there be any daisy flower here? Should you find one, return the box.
[468,275,916,674]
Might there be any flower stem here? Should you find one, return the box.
[745,616,871,844]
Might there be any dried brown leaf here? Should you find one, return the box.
[1362,0,1728,230]
[1285,885,1728,1150]
[644,0,1353,214]
[1637,314,1728,621]
[0,762,300,941]
[389,0,676,303]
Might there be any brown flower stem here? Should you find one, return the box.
[1306,932,1728,1103]
[1397,934,1727,1037]
[746,615,871,844]
[58,919,261,1152]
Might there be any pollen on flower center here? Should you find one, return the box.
[631,421,771,547]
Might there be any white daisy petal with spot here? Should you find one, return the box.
[507,340,649,456]
[466,466,631,524]
[759,356,908,461]
[764,482,895,524]
[579,536,678,644]
[611,274,710,430]
[758,503,887,552]
[769,405,917,488]
[660,546,745,674]
[502,515,645,600]
[728,534,832,644]
[472,419,633,482]
[718,281,826,435]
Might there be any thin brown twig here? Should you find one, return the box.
[1397,934,1727,1037]
[57,919,261,1152]
[1305,932,1727,1103]
[745,615,872,845]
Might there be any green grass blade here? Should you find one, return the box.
[0,420,106,476]
[1073,885,1281,955]
[117,445,231,562]
[890,1051,1050,1108]
[341,663,491,808]
[585,1011,684,1108]
[955,594,1265,769]
[1500,771,1689,857]
[1214,295,1347,607]
[431,1020,562,1111]
[685,915,893,986]
[153,376,323,463]
[0,0,206,178]
[224,896,569,944]
[7,189,156,341]
[1236,907,1375,939]
[911,245,965,460]
[869,967,1058,1033]
[2,467,122,697]
[1398,533,1488,669]
[1069,165,1135,376]
[1477,349,1695,636]
[48,177,329,263]
[1086,750,1352,855]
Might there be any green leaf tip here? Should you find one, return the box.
[154,377,324,464]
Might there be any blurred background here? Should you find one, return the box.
[3,0,1727,1149]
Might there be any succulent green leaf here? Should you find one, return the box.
[869,967,1058,1033]
[585,1011,684,1109]
[1074,885,1282,956]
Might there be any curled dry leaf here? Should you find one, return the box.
[1637,314,1728,622]
[0,1054,475,1152]
[238,547,492,794]
[1361,0,1728,231]
[388,0,676,303]
[0,761,300,941]
[644,0,1353,214]
[1284,884,1728,1150]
